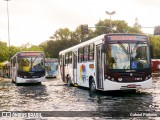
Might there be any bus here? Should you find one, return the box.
[45,58,58,78]
[10,51,45,84]
[59,33,152,91]
[1,61,10,78]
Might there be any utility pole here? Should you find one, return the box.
[105,11,116,29]
[5,0,10,47]
[4,0,11,61]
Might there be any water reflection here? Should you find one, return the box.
[88,86,156,119]
[0,77,160,119]
[16,83,48,101]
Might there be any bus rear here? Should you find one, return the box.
[102,34,152,90]
[11,51,45,84]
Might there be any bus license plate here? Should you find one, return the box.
[27,80,38,83]
[127,84,136,88]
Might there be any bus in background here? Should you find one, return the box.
[59,33,152,92]
[151,59,160,73]
[45,58,58,78]
[10,51,45,85]
[1,61,10,78]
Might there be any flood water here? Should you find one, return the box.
[0,74,160,120]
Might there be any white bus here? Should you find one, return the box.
[10,51,45,85]
[59,33,152,91]
[45,58,58,78]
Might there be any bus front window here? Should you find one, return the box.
[18,58,31,72]
[130,44,150,69]
[106,43,150,69]
[18,56,44,72]
[32,57,44,71]
[107,44,130,69]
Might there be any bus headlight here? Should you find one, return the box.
[118,78,122,81]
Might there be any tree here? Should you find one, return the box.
[53,28,72,41]
[41,28,81,58]
[0,41,9,62]
[94,19,142,35]
[149,35,160,58]
[9,46,20,59]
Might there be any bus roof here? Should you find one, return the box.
[59,34,106,55]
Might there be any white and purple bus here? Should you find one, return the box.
[59,33,152,91]
[10,51,45,85]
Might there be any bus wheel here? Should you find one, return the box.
[90,79,96,92]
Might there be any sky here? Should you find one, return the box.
[0,0,160,46]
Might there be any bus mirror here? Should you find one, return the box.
[102,44,106,52]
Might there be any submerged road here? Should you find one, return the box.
[0,75,160,119]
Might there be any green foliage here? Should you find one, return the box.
[0,41,9,62]
[0,41,44,63]
[40,27,81,58]
[9,46,20,59]
[149,35,160,58]
[0,62,3,69]
[94,19,142,35]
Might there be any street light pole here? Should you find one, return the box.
[105,11,116,29]
[5,0,10,47]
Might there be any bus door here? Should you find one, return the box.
[73,51,77,84]
[96,44,103,89]
[61,55,65,82]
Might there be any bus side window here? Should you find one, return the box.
[84,46,88,62]
[69,51,72,64]
[65,53,68,65]
[78,47,83,63]
[88,44,94,61]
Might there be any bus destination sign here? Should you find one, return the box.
[19,52,42,56]
[109,35,146,41]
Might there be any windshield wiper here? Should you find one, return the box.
[131,41,140,54]
[117,41,129,54]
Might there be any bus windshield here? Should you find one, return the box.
[45,58,58,77]
[106,42,150,69]
[18,56,45,72]
[45,62,58,73]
